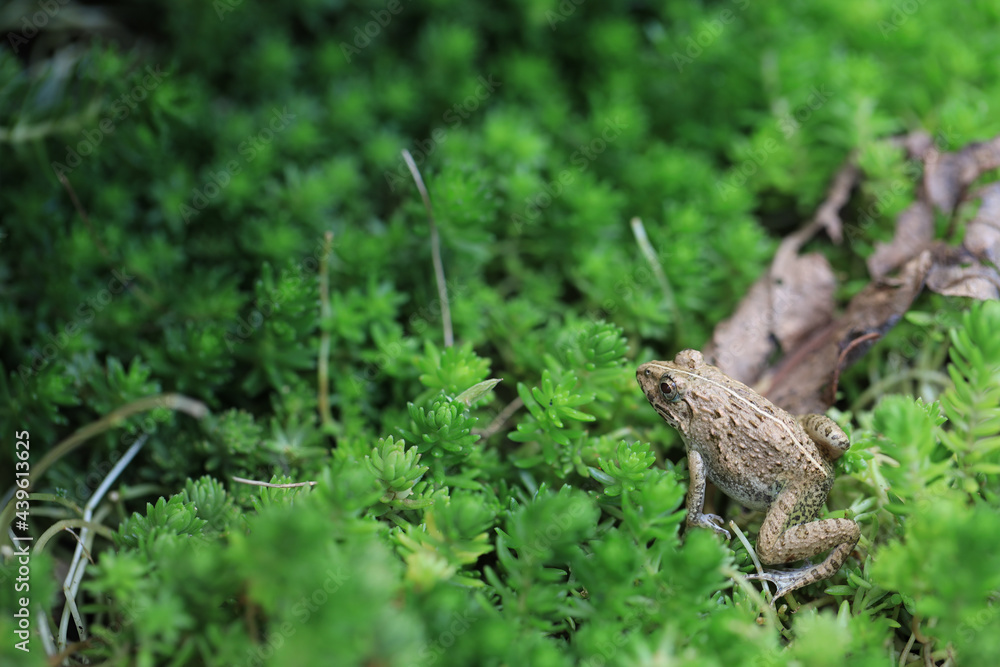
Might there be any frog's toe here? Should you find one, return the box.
[691,513,731,539]
[745,570,808,600]
[707,514,731,537]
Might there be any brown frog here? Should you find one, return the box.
[636,349,859,599]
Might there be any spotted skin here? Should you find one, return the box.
[636,349,860,600]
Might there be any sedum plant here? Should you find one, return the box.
[2,1,1000,665]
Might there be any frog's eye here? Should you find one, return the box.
[659,375,681,402]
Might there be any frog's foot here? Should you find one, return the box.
[746,566,821,600]
[688,513,731,539]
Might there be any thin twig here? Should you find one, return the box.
[473,396,525,439]
[730,520,765,581]
[630,217,679,333]
[57,171,110,259]
[830,332,881,401]
[317,231,337,431]
[57,171,154,307]
[911,615,933,644]
[0,100,102,143]
[899,631,917,667]
[231,476,317,488]
[28,394,208,488]
[401,149,453,347]
[32,519,114,554]
[50,435,149,654]
[1,394,208,548]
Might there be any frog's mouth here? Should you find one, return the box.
[649,395,691,432]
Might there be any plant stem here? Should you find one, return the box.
[630,217,679,333]
[402,149,453,347]
[317,231,338,432]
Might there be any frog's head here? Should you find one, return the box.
[636,350,706,434]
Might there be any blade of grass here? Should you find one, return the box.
[630,217,679,334]
[317,231,338,432]
[402,149,453,347]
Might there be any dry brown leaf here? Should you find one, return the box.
[704,132,1000,414]
[703,225,835,384]
[703,162,855,384]
[964,182,1000,265]
[924,136,1000,213]
[760,251,931,414]
[896,130,934,159]
[703,277,775,383]
[927,263,1000,299]
[811,159,859,244]
[925,244,1000,300]
[838,250,933,350]
[771,244,836,352]
[867,200,934,279]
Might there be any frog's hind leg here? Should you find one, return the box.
[746,485,860,599]
[746,540,857,600]
[797,414,850,461]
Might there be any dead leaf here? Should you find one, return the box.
[925,244,1000,300]
[924,136,1000,213]
[867,200,934,279]
[840,250,933,347]
[703,225,835,383]
[771,243,836,352]
[895,130,934,159]
[811,159,859,244]
[760,251,931,414]
[702,163,856,383]
[703,133,1000,414]
[703,277,775,383]
[927,263,1000,299]
[964,182,1000,266]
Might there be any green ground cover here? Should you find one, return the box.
[1,1,999,664]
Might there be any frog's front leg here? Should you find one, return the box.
[745,482,860,599]
[685,449,731,539]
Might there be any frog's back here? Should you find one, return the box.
[680,367,833,510]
